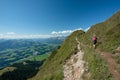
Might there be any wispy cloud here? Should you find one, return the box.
[0,27,90,39]
[25,34,51,38]
[51,30,72,35]
[0,32,52,39]
[0,34,3,36]
[84,27,90,32]
[51,28,83,35]
[6,32,16,35]
[51,31,58,35]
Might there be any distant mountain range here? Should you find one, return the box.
[0,36,65,68]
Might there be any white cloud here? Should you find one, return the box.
[59,30,73,34]
[7,32,16,35]
[51,31,58,35]
[51,28,83,35]
[84,27,90,32]
[0,31,52,39]
[0,27,87,39]
[0,34,52,39]
[0,34,3,36]
[27,34,51,38]
[74,28,83,31]
[17,34,51,39]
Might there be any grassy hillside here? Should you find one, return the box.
[0,60,44,80]
[78,10,120,80]
[29,30,84,80]
[80,10,120,52]
[29,10,120,80]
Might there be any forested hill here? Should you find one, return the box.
[29,10,120,80]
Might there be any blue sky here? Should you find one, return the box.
[0,0,120,38]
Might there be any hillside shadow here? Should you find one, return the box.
[0,60,45,80]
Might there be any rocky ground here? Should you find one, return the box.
[63,38,85,80]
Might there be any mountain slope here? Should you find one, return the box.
[1,10,119,80]
[0,60,44,80]
[29,10,120,80]
[78,10,120,80]
[29,30,84,80]
[81,10,120,52]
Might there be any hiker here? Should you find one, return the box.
[92,34,97,48]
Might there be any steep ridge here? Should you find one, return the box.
[29,10,120,80]
[81,10,120,52]
[29,30,85,80]
[63,37,85,80]
[77,10,120,80]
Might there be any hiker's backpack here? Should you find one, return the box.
[92,36,97,41]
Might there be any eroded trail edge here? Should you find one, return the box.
[63,38,85,80]
[96,49,120,80]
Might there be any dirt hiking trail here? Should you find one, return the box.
[80,41,120,80]
[63,38,85,80]
[96,49,120,80]
[63,37,120,80]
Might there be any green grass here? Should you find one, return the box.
[0,67,16,76]
[29,10,120,80]
[116,66,120,73]
[81,44,112,80]
[28,53,50,61]
[29,30,84,80]
[112,56,120,64]
[77,11,120,80]
[0,61,44,80]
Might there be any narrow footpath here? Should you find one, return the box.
[63,38,85,80]
[96,49,120,80]
[80,41,120,80]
